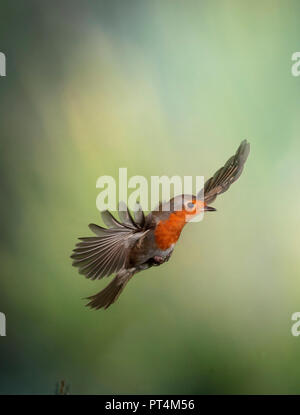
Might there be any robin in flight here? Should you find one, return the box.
[71,140,250,310]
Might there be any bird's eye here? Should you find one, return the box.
[186,202,195,210]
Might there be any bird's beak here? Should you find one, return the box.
[204,205,216,212]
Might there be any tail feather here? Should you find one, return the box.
[85,270,134,310]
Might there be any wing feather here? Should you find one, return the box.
[197,140,250,204]
[101,210,125,229]
[133,202,145,227]
[71,203,147,280]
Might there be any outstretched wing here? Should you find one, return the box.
[197,140,250,204]
[71,203,147,280]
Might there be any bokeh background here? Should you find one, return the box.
[1,0,300,394]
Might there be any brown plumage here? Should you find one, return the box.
[71,140,250,310]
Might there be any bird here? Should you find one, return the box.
[71,140,250,310]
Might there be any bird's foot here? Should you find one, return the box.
[153,255,165,265]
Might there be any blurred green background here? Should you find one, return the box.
[1,0,300,394]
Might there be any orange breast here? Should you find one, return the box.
[154,211,187,250]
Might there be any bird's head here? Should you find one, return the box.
[159,194,216,222]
